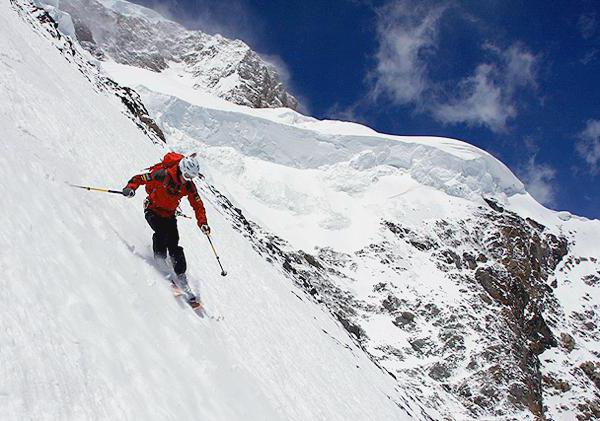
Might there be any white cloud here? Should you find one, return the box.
[520,156,557,206]
[369,0,446,105]
[432,64,515,131]
[577,13,599,65]
[577,119,600,174]
[501,44,538,93]
[431,44,538,131]
[325,100,377,126]
[578,13,597,39]
[581,48,599,65]
[368,2,539,133]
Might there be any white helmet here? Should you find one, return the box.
[179,156,201,180]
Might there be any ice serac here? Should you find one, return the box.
[38,0,298,110]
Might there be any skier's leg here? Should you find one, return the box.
[163,217,186,274]
[145,211,168,260]
[163,218,193,298]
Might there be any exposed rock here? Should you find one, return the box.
[560,332,575,353]
[382,295,402,313]
[108,82,165,141]
[438,249,463,269]
[429,362,451,381]
[475,267,509,304]
[400,311,415,322]
[484,198,504,213]
[543,374,571,392]
[580,362,600,389]
[463,252,478,270]
[393,311,416,328]
[577,399,600,420]
[582,274,600,286]
[336,313,366,341]
[409,337,436,355]
[49,0,298,110]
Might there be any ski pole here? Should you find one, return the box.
[69,183,125,195]
[205,233,227,277]
[175,209,192,219]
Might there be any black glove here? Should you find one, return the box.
[200,224,211,235]
[122,187,135,198]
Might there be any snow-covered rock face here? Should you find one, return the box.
[37,0,298,110]
[208,183,600,419]
[8,0,600,420]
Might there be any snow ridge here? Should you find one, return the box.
[37,0,298,110]
[144,91,524,201]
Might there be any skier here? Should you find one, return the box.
[122,153,209,306]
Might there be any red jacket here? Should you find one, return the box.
[126,165,207,226]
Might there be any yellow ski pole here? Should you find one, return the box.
[69,183,125,195]
[205,233,227,277]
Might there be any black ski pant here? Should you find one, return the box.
[145,210,187,275]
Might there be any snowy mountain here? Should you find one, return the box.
[4,0,600,420]
[38,0,298,110]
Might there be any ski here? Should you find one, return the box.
[117,237,215,319]
[168,279,207,316]
[184,290,223,321]
[185,294,209,318]
[168,279,204,316]
[170,280,184,297]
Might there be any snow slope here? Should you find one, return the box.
[97,17,600,421]
[0,3,428,420]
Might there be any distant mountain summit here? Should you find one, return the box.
[41,0,298,109]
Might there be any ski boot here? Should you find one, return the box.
[175,273,201,309]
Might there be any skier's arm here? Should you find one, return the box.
[125,169,166,190]
[187,184,208,228]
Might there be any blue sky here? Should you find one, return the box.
[133,0,600,219]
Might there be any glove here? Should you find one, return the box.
[122,187,135,198]
[200,224,211,235]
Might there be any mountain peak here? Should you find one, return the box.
[40,0,299,109]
